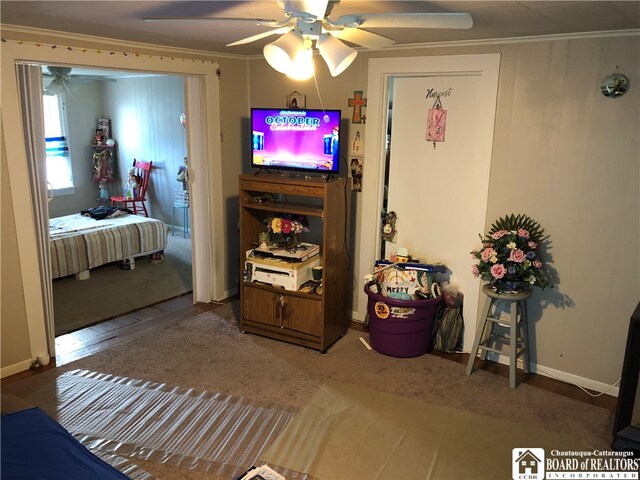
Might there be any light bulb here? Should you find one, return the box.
[287,47,314,81]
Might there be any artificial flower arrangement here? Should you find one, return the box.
[471,213,552,293]
[264,214,310,237]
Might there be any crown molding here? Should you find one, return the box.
[379,29,640,52]
[3,23,637,62]
[0,24,247,61]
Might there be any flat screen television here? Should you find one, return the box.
[251,108,341,174]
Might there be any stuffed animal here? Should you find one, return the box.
[123,168,138,199]
[176,157,188,191]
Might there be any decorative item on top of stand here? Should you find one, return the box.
[471,213,553,294]
[381,211,397,243]
[97,118,111,141]
[264,214,310,249]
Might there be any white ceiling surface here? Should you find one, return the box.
[2,1,639,57]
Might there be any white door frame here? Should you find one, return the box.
[355,54,500,351]
[1,39,224,364]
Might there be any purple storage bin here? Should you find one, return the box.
[365,284,442,358]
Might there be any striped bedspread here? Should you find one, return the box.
[49,213,169,279]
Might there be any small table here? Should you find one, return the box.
[172,205,189,237]
[465,285,531,389]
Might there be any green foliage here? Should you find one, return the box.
[488,213,545,243]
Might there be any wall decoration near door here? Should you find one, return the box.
[425,95,447,148]
[92,118,115,201]
[350,157,363,192]
[348,90,367,124]
[381,211,397,243]
[286,90,305,109]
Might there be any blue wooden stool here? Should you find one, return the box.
[466,284,531,388]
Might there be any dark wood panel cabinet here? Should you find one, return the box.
[239,174,351,352]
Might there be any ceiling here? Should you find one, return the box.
[2,1,639,57]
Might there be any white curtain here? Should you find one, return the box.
[16,63,55,355]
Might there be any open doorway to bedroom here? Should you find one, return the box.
[42,65,193,340]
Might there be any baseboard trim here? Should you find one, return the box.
[223,288,239,300]
[486,352,620,397]
[1,359,33,379]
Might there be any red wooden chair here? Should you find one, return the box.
[111,160,152,216]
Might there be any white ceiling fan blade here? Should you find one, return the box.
[331,28,395,49]
[227,26,292,47]
[335,13,473,30]
[142,17,287,28]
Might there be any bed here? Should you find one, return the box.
[49,212,169,279]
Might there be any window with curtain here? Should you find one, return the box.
[43,93,74,194]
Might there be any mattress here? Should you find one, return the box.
[49,213,169,279]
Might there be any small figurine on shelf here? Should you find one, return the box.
[94,129,105,146]
[98,181,110,201]
[176,156,189,191]
[123,167,138,199]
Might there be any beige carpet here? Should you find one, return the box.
[7,302,614,479]
[262,381,591,479]
[53,234,192,336]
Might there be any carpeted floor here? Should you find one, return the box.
[53,234,192,336]
[6,301,615,479]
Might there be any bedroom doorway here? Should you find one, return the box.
[42,65,195,338]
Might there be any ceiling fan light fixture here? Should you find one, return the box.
[286,46,315,81]
[45,79,70,96]
[316,33,357,77]
[263,29,305,74]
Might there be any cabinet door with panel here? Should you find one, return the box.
[242,286,279,328]
[283,296,322,337]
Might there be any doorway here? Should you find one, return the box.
[357,54,501,351]
[41,65,194,337]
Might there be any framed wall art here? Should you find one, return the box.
[287,91,306,109]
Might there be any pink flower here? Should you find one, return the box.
[491,230,508,240]
[517,228,530,238]
[281,219,292,234]
[481,248,497,262]
[509,249,526,263]
[532,260,543,269]
[471,264,480,277]
[528,241,537,249]
[490,264,506,279]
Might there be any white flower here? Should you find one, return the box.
[507,241,517,249]
[527,275,536,284]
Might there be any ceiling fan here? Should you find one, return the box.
[144,0,472,78]
[43,66,115,95]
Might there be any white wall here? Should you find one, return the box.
[104,75,187,225]
[248,34,640,390]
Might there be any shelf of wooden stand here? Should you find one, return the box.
[240,201,324,217]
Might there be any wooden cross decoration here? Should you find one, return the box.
[348,90,367,124]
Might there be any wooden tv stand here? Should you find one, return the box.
[239,174,351,352]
